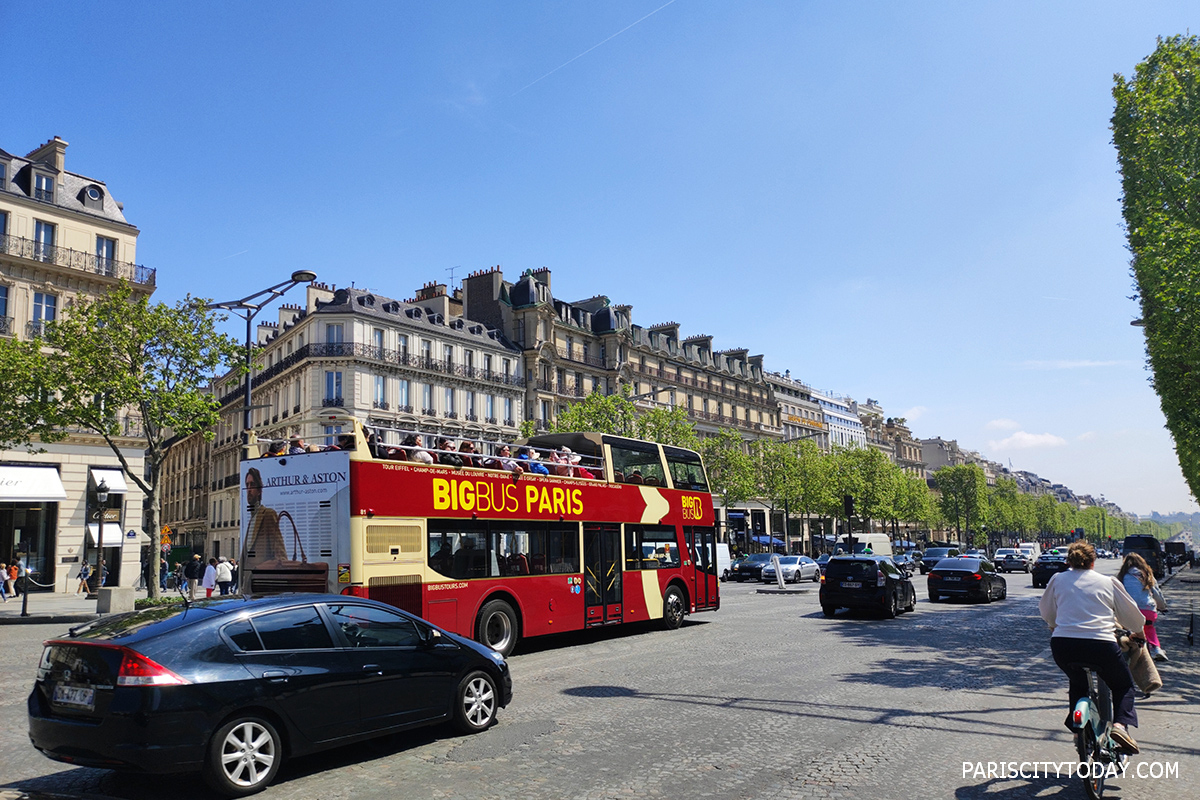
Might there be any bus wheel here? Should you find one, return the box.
[477,599,518,657]
[662,585,685,630]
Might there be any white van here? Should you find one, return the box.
[1018,542,1042,561]
[834,533,893,556]
[715,543,732,581]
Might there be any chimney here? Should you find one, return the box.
[26,136,68,173]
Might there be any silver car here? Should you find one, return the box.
[760,555,821,584]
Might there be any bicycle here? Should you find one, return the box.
[1067,633,1139,800]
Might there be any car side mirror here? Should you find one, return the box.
[422,627,444,647]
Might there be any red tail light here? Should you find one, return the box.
[117,649,189,687]
[340,585,369,598]
[1073,709,1083,725]
[928,571,939,578]
[972,573,983,580]
[876,570,886,587]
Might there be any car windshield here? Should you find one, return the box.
[826,559,878,579]
[926,548,951,558]
[776,556,800,565]
[748,553,773,563]
[935,558,981,571]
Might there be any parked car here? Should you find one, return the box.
[993,548,1029,573]
[729,552,773,582]
[761,555,821,584]
[723,554,749,582]
[927,557,1007,603]
[1031,553,1069,588]
[820,556,917,618]
[893,552,920,573]
[918,547,961,574]
[28,595,512,797]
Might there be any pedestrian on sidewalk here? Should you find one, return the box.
[0,563,7,602]
[97,558,108,588]
[76,561,92,595]
[202,558,218,599]
[216,557,233,595]
[8,562,20,597]
[159,558,168,592]
[1119,553,1170,662]
[183,554,204,601]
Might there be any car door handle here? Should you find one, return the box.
[261,670,290,683]
[362,664,383,675]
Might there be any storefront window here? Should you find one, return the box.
[0,502,58,591]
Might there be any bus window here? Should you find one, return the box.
[666,450,708,491]
[610,445,666,486]
[428,520,490,579]
[625,525,679,569]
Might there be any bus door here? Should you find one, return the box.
[686,526,717,609]
[583,523,622,625]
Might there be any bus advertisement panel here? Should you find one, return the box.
[239,452,351,595]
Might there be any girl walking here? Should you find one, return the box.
[1119,553,1170,662]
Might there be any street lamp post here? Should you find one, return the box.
[207,270,317,461]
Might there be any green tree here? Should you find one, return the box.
[793,439,837,552]
[934,464,989,543]
[550,387,698,449]
[749,439,800,548]
[1113,35,1200,501]
[0,282,242,598]
[699,428,755,540]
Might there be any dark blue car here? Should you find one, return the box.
[28,594,512,796]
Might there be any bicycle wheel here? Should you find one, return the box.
[1075,726,1106,800]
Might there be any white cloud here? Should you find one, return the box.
[1018,359,1136,370]
[985,418,1021,431]
[1077,431,1097,441]
[902,405,928,421]
[988,431,1069,450]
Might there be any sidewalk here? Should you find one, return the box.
[0,586,152,625]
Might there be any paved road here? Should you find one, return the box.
[1,559,1195,800]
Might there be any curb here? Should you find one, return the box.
[0,613,100,626]
[756,587,812,595]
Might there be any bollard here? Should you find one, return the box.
[772,554,785,589]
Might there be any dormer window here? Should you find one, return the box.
[35,173,54,203]
[80,184,105,210]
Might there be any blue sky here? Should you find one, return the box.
[5,1,1197,515]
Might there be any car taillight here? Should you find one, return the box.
[972,573,982,580]
[117,649,189,686]
[819,573,825,583]
[877,570,886,587]
[340,585,369,597]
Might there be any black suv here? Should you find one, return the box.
[820,556,917,619]
[729,552,773,582]
[1031,553,1069,588]
[1122,535,1165,579]
[918,547,960,574]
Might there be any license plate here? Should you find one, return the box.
[53,684,95,711]
[944,576,961,581]
[840,581,861,589]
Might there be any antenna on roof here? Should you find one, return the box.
[446,265,461,286]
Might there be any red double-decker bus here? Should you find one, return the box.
[239,418,719,655]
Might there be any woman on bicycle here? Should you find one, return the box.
[1039,541,1146,754]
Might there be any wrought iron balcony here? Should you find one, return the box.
[0,234,155,287]
[321,397,345,408]
[26,320,48,338]
[373,400,390,410]
[0,316,13,336]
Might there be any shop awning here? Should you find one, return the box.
[0,466,67,502]
[87,523,125,548]
[90,468,129,494]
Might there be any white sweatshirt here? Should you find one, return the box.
[1039,567,1146,641]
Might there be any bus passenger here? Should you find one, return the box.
[458,440,480,468]
[517,447,549,475]
[437,438,464,467]
[485,444,524,475]
[265,440,287,457]
[403,434,434,464]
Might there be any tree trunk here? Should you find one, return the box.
[145,461,162,600]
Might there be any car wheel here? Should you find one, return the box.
[453,669,498,734]
[999,584,1007,600]
[477,599,518,657]
[821,605,836,618]
[905,590,916,612]
[204,715,283,797]
[662,585,686,630]
[886,592,900,619]
[811,569,821,583]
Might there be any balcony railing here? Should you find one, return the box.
[321,397,345,408]
[35,188,54,203]
[220,342,527,407]
[555,345,607,368]
[0,316,13,336]
[373,400,389,410]
[26,320,48,338]
[0,234,156,287]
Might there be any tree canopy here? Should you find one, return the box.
[0,282,242,597]
[1113,35,1200,501]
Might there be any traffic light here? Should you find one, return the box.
[843,494,855,519]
